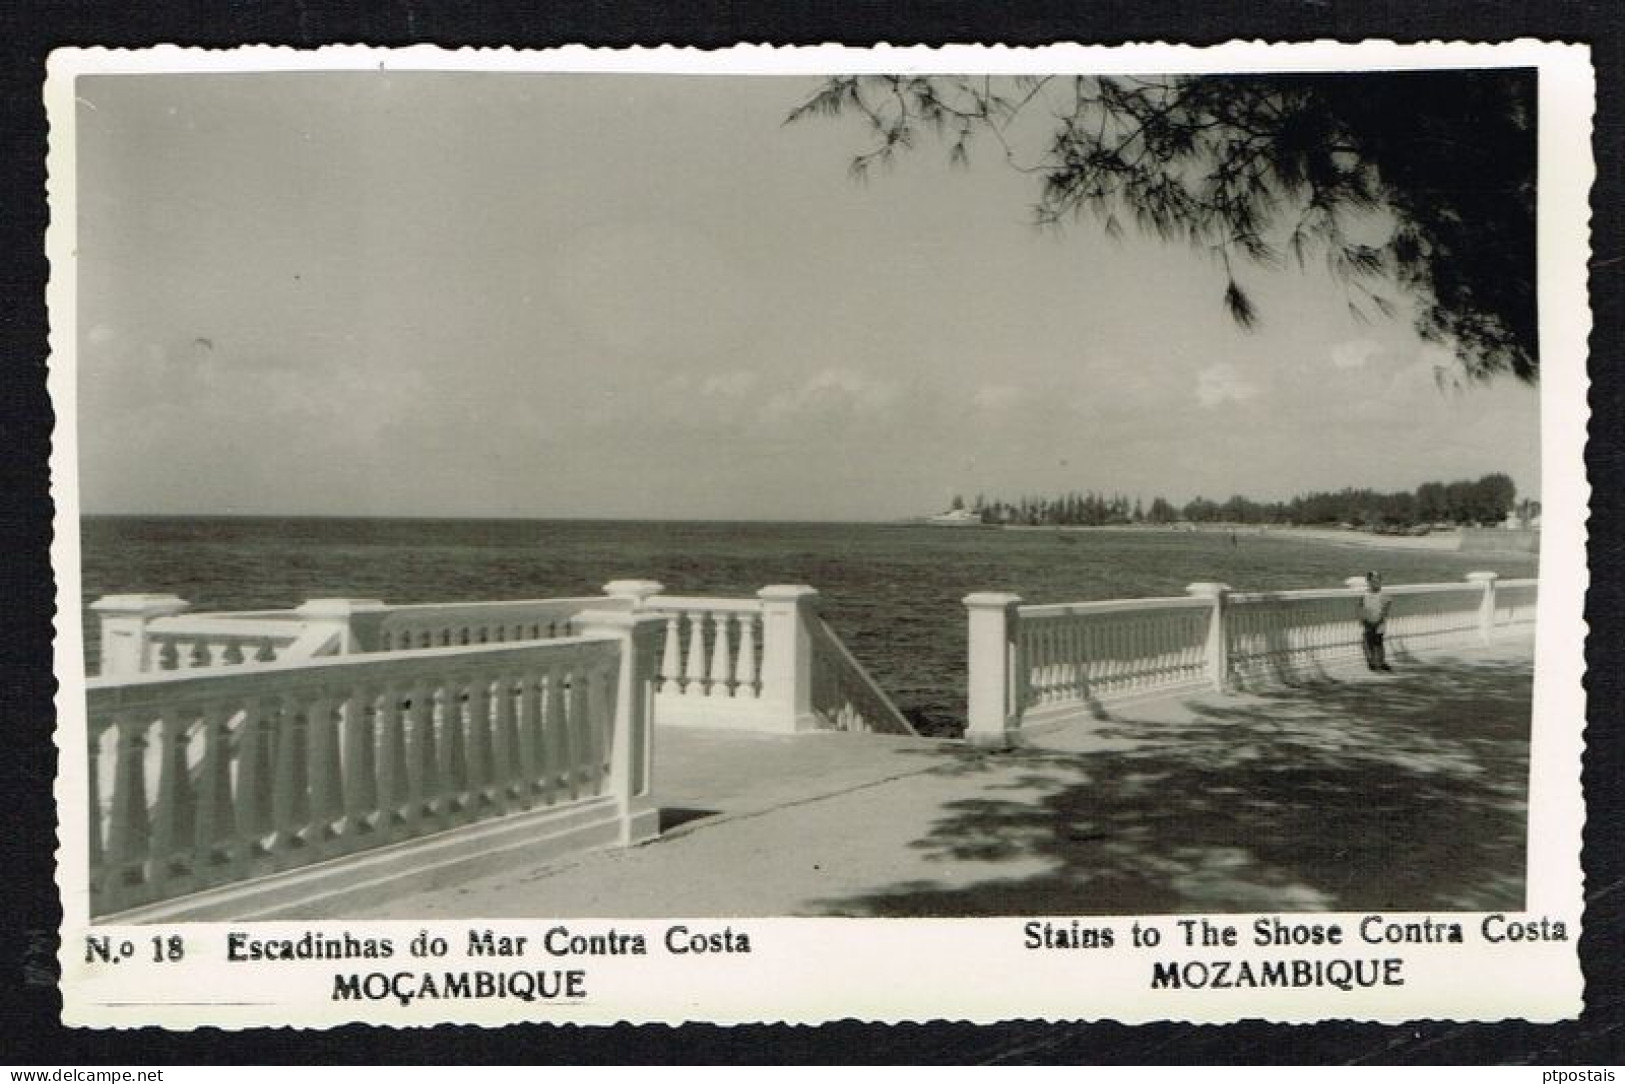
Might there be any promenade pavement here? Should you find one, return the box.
[332,633,1535,919]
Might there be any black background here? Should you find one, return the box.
[2,0,1620,1065]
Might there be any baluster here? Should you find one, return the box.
[406,678,436,823]
[1121,617,1136,689]
[1054,622,1069,700]
[516,668,543,807]
[489,669,519,809]
[1074,624,1092,696]
[1099,620,1116,693]
[339,685,378,842]
[439,674,471,820]
[231,696,275,872]
[1061,621,1080,702]
[559,663,585,801]
[206,642,229,668]
[1131,619,1145,688]
[148,707,198,896]
[1160,616,1177,685]
[1018,626,1036,706]
[87,721,108,884]
[101,711,152,910]
[268,693,312,862]
[465,672,493,809]
[1049,621,1067,702]
[683,611,708,696]
[1012,627,1032,708]
[544,665,570,803]
[1052,622,1068,700]
[1045,622,1063,703]
[1034,623,1052,704]
[709,613,735,698]
[1098,617,1111,685]
[374,683,409,836]
[585,659,613,794]
[1041,623,1059,703]
[1144,619,1160,688]
[1083,619,1099,696]
[1026,625,1043,704]
[658,614,682,693]
[305,688,343,850]
[1160,616,1175,684]
[1189,614,1202,682]
[736,613,759,698]
[1139,618,1155,688]
[1130,620,1147,689]
[1118,618,1134,689]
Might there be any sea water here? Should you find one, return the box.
[76,516,1538,735]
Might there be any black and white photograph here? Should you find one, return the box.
[49,43,1591,1027]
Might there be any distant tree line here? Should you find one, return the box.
[957,473,1529,530]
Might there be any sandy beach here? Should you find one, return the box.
[1002,523,1468,551]
[1258,526,1464,551]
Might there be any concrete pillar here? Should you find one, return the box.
[963,592,1023,748]
[756,585,820,732]
[1467,571,1500,642]
[295,598,388,654]
[1185,583,1233,692]
[602,580,666,610]
[90,594,189,676]
[575,609,666,844]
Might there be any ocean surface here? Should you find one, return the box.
[77,517,1539,736]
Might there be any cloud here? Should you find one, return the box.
[970,384,1026,411]
[698,369,761,399]
[759,367,900,427]
[1330,338,1382,370]
[1195,363,1261,409]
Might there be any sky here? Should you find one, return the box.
[72,71,1542,520]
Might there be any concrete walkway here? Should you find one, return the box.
[331,634,1534,919]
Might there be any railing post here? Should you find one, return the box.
[1467,571,1500,642]
[1185,583,1232,692]
[294,598,388,654]
[964,592,1023,748]
[90,594,189,675]
[602,580,665,611]
[756,585,820,732]
[574,609,665,844]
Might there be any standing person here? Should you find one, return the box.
[1358,571,1394,671]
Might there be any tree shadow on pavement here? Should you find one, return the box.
[812,653,1531,916]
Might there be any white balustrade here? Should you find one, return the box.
[967,573,1537,745]
[1225,589,1364,683]
[92,582,903,739]
[641,595,767,708]
[373,598,604,652]
[149,617,329,673]
[1494,578,1539,628]
[85,630,652,918]
[807,617,917,735]
[635,585,910,734]
[1014,597,1211,720]
[1226,582,1486,683]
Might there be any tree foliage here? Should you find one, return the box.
[977,473,1519,529]
[789,71,1537,382]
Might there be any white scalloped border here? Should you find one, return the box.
[45,40,1594,1030]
